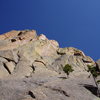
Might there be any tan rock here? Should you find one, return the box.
[5,61,16,74]
[0,30,20,40]
[38,34,47,40]
[0,30,37,51]
[17,30,37,41]
[0,62,9,78]
[57,47,85,57]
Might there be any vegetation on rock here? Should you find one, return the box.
[63,64,74,78]
[87,65,100,97]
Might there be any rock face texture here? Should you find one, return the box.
[96,59,100,71]
[0,30,99,100]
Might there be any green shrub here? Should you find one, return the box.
[87,65,98,78]
[87,65,100,97]
[63,64,74,77]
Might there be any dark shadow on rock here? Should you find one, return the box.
[58,77,67,79]
[28,91,36,98]
[83,84,98,96]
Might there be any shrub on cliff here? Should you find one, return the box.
[63,64,74,78]
[87,65,100,97]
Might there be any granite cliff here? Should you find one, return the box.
[0,30,99,100]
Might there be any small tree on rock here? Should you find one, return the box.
[63,64,74,78]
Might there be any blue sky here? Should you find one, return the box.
[0,0,100,60]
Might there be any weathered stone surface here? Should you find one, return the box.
[0,57,8,63]
[0,62,9,78]
[0,49,19,63]
[5,61,16,74]
[57,47,86,56]
[0,30,99,100]
[96,59,100,70]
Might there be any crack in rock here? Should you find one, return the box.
[28,91,36,99]
[45,86,70,97]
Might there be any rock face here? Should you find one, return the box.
[96,59,100,71]
[0,30,99,100]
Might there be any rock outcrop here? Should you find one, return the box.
[0,30,99,100]
[96,59,100,71]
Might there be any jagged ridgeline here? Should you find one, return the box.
[0,30,99,100]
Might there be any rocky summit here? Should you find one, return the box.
[0,30,100,100]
